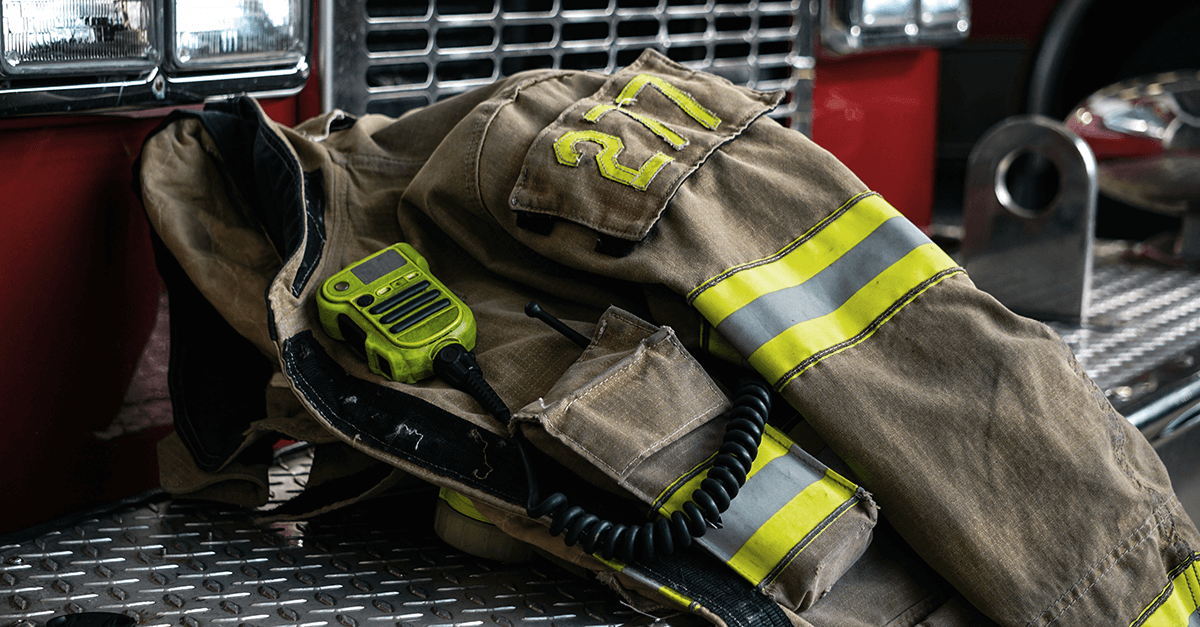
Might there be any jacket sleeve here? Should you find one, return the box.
[402,49,1200,626]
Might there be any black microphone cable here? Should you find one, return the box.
[437,302,772,564]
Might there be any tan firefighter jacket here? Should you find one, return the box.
[138,50,1200,627]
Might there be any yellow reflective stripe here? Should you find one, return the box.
[747,242,959,386]
[593,554,625,572]
[438,487,491,524]
[656,424,791,515]
[657,586,697,611]
[1133,554,1200,627]
[688,192,961,388]
[654,426,863,588]
[725,469,858,586]
[691,193,895,325]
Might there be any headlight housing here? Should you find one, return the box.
[170,0,305,68]
[821,0,970,55]
[1,0,159,75]
[0,0,309,115]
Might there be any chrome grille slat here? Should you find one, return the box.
[325,0,814,132]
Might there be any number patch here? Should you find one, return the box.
[556,73,722,191]
[554,130,674,192]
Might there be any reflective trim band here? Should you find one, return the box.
[657,586,698,611]
[1132,553,1200,627]
[703,441,823,561]
[727,471,858,587]
[590,559,696,612]
[438,487,491,524]
[688,193,962,388]
[656,424,791,515]
[656,426,861,587]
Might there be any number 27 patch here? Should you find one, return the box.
[553,74,722,191]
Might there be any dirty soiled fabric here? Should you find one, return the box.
[138,49,1199,627]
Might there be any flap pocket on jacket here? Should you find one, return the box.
[513,306,728,501]
[510,49,781,246]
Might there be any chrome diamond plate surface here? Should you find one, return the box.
[1049,243,1200,399]
[0,484,699,627]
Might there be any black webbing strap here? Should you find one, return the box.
[637,547,793,627]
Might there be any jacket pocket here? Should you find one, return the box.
[513,306,728,501]
[509,49,781,253]
[513,306,876,612]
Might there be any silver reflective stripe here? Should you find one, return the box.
[700,444,823,560]
[715,215,931,354]
[1189,610,1200,627]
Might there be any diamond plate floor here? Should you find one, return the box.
[0,473,698,627]
[1048,243,1200,401]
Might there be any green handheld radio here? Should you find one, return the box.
[317,243,477,384]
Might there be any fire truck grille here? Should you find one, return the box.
[324,0,815,132]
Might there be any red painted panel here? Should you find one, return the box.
[0,117,164,532]
[0,97,301,533]
[812,49,941,228]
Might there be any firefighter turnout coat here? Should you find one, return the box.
[138,50,1200,627]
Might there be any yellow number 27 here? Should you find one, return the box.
[553,130,674,192]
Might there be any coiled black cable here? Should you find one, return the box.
[516,377,772,563]
[447,302,773,564]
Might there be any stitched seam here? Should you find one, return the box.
[773,267,964,390]
[258,126,305,264]
[1065,340,1157,500]
[1186,561,1199,620]
[686,191,878,303]
[509,53,659,205]
[1036,498,1182,627]
[1129,554,1200,627]
[1187,566,1199,621]
[650,454,716,511]
[884,586,956,627]
[653,427,804,516]
[882,585,956,627]
[467,100,493,217]
[543,332,724,477]
[505,71,609,212]
[511,58,776,234]
[1130,581,1175,627]
[758,495,861,588]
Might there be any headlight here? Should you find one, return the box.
[1,0,159,74]
[171,0,305,68]
[821,0,970,55]
[0,0,308,116]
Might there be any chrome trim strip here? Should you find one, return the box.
[165,61,308,85]
[1,68,158,95]
[320,0,336,113]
